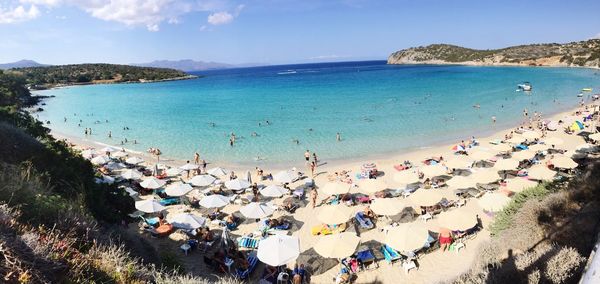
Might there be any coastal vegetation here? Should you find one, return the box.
[388,39,600,68]
[8,63,193,89]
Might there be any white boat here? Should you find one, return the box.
[277,70,297,75]
[517,82,532,91]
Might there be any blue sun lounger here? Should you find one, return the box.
[235,255,259,279]
[381,245,402,265]
[238,236,260,249]
[159,197,180,206]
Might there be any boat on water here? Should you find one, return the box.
[577,93,583,97]
[517,82,532,91]
[277,70,297,75]
[582,88,593,92]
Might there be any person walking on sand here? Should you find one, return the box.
[304,150,310,162]
[310,188,318,209]
[313,152,318,165]
[194,152,200,164]
[310,161,316,177]
[336,132,341,141]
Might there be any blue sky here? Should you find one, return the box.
[1,0,599,65]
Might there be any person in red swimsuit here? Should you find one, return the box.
[439,228,452,252]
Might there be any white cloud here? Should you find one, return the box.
[207,11,233,25]
[0,4,40,24]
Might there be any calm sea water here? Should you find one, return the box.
[35,61,600,166]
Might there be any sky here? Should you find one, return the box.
[0,0,599,65]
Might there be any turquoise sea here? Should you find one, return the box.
[35,61,600,166]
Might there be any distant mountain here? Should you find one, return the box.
[0,59,48,69]
[388,39,600,68]
[135,59,234,71]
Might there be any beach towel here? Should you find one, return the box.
[311,225,333,236]
[238,237,260,249]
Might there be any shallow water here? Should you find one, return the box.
[35,61,600,165]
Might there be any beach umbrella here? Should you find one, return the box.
[125,156,145,165]
[225,178,251,190]
[504,178,538,193]
[91,155,110,165]
[589,133,600,142]
[81,149,97,158]
[99,175,115,184]
[357,179,388,194]
[321,182,350,195]
[384,222,429,252]
[240,202,275,219]
[258,235,300,266]
[189,175,216,187]
[528,144,549,152]
[260,185,288,197]
[317,204,354,225]
[105,161,126,170]
[165,167,183,176]
[576,143,598,153]
[527,165,556,181]
[409,189,455,207]
[274,170,296,184]
[199,194,229,208]
[444,156,473,169]
[512,150,536,161]
[207,167,230,177]
[420,164,448,177]
[369,198,406,216]
[437,208,477,231]
[180,163,199,171]
[121,169,143,180]
[469,150,495,161]
[546,121,559,131]
[393,171,420,184]
[491,143,512,153]
[494,158,519,171]
[506,137,525,145]
[446,176,477,189]
[452,144,465,152]
[140,177,166,189]
[314,232,360,258]
[470,169,500,184]
[544,137,564,146]
[551,156,578,169]
[100,146,118,153]
[570,121,584,131]
[165,182,193,196]
[112,151,128,158]
[522,131,540,140]
[477,192,511,212]
[134,199,165,213]
[168,213,206,230]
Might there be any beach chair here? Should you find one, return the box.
[356,248,378,270]
[238,236,260,249]
[402,260,417,274]
[235,255,259,280]
[159,197,180,206]
[380,245,402,265]
[293,187,305,199]
[355,212,374,230]
[139,216,159,227]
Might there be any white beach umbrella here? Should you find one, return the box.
[180,163,199,170]
[321,182,350,195]
[105,161,126,170]
[100,146,118,153]
[470,169,501,184]
[240,202,275,219]
[446,176,477,189]
[409,189,455,207]
[544,137,564,146]
[444,156,473,169]
[140,177,166,189]
[357,178,388,194]
[369,198,407,216]
[528,144,549,152]
[225,178,251,190]
[589,133,600,142]
[274,170,296,184]
[190,175,216,187]
[317,204,354,225]
[469,150,495,161]
[112,151,128,158]
[420,164,448,177]
[207,167,230,176]
[494,158,519,171]
[506,136,525,145]
[393,171,420,184]
[260,185,288,197]
[121,169,143,180]
[490,143,512,153]
[504,178,538,193]
[258,235,300,267]
[477,192,511,212]
[199,194,229,208]
[551,156,578,169]
[527,165,556,181]
[512,150,536,161]
[437,208,478,231]
[165,167,184,176]
[165,182,193,196]
[81,149,97,158]
[384,222,429,252]
[314,232,360,258]
[522,131,540,140]
[125,156,145,165]
[168,213,206,230]
[134,199,165,213]
[91,155,110,165]
[576,143,598,153]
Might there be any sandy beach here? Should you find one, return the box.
[53,101,599,284]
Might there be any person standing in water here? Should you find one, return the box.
[194,152,200,164]
[336,132,341,141]
[492,116,496,124]
[108,131,112,138]
[304,150,310,162]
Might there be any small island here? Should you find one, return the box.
[388,39,600,68]
[9,63,198,90]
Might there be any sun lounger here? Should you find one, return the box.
[139,216,159,227]
[238,236,260,249]
[355,212,374,229]
[381,245,402,265]
[356,248,378,270]
[159,197,180,206]
[293,187,305,199]
[235,255,259,280]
